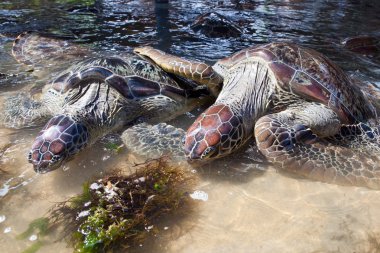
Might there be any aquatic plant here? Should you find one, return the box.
[17,217,49,253]
[21,241,44,253]
[22,158,196,253]
[103,142,124,154]
[17,217,49,240]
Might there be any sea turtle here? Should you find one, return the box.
[191,12,243,38]
[342,35,380,57]
[1,32,210,173]
[131,43,380,189]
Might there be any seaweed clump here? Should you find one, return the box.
[46,158,196,252]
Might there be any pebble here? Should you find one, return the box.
[90,183,100,190]
[4,227,11,233]
[77,210,90,219]
[0,215,5,223]
[29,235,38,241]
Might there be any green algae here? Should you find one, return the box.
[17,217,49,240]
[21,241,44,253]
[69,182,91,209]
[17,217,49,253]
[40,158,197,253]
[104,142,123,153]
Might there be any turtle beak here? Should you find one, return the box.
[29,150,64,174]
[33,163,51,174]
[32,161,63,174]
[29,154,63,174]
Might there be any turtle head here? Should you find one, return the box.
[184,104,245,161]
[28,115,89,173]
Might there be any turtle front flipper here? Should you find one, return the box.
[134,46,222,96]
[121,123,186,161]
[254,102,380,189]
[0,92,52,129]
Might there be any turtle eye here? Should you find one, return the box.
[201,146,216,159]
[50,155,61,163]
[27,151,33,162]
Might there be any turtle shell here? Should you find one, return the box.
[191,12,243,38]
[217,42,377,124]
[12,31,89,66]
[49,55,190,102]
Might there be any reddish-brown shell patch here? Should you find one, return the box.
[205,131,221,146]
[49,139,65,154]
[203,104,225,115]
[269,62,295,91]
[200,114,222,130]
[40,142,49,153]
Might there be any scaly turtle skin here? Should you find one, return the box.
[2,32,209,173]
[191,12,243,38]
[133,43,380,189]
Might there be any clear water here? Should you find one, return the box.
[1,0,380,252]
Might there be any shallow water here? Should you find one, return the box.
[1,0,380,252]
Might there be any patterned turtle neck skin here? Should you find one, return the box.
[184,59,276,161]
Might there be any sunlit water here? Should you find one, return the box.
[1,0,380,252]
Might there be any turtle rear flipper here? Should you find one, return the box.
[254,103,380,190]
[121,123,185,161]
[0,92,52,129]
[352,79,380,117]
[12,31,89,67]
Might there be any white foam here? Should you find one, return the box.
[0,172,38,197]
[190,190,208,201]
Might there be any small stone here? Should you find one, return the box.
[77,210,90,219]
[102,155,110,161]
[134,177,146,183]
[29,235,38,241]
[90,183,100,190]
[4,227,11,233]
[62,165,70,171]
[0,215,5,223]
